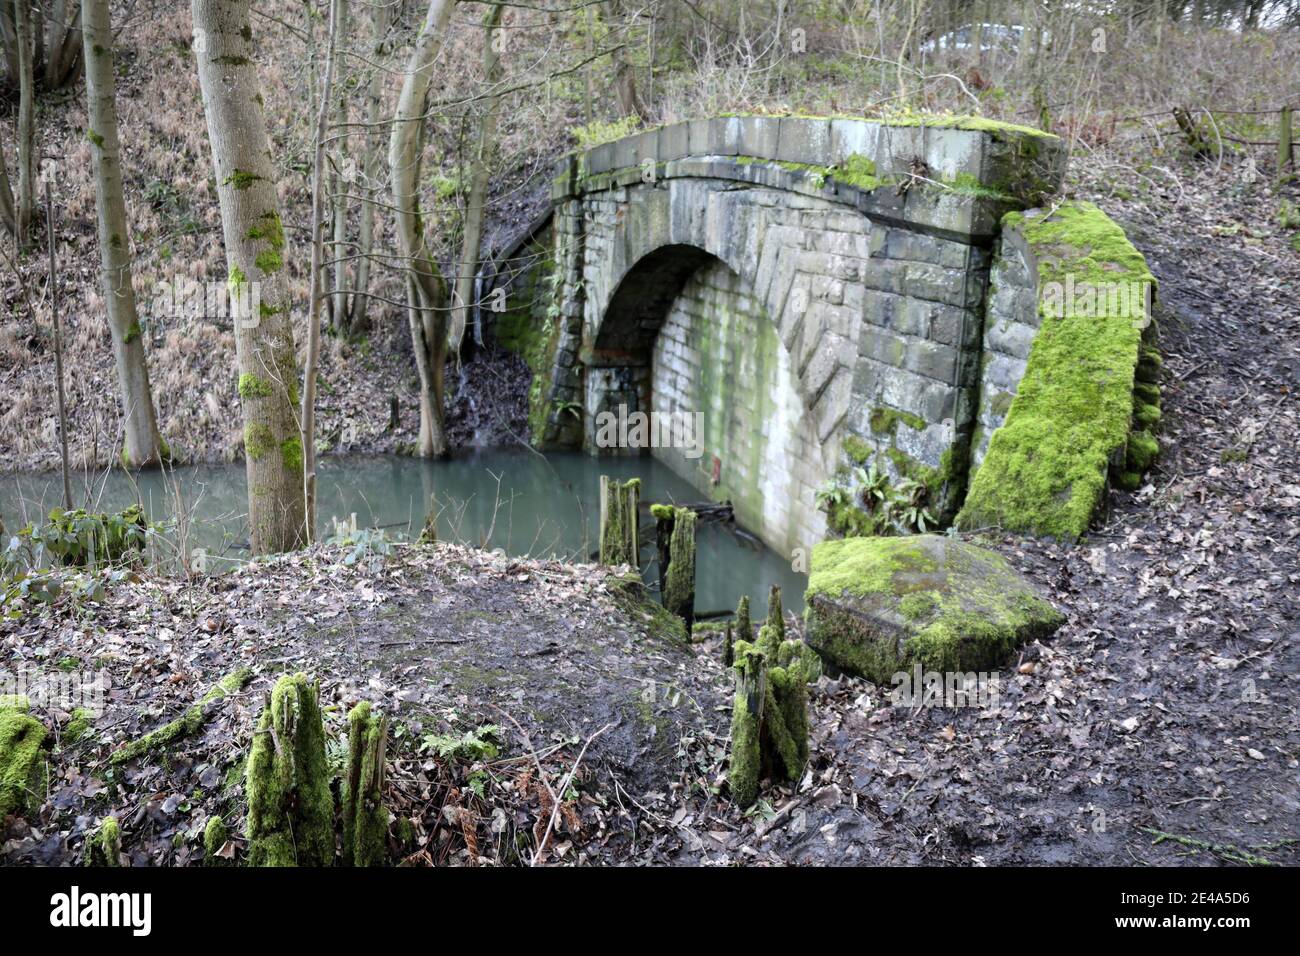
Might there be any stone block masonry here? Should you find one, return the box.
[512,115,1116,558]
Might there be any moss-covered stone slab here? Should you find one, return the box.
[959,201,1158,540]
[804,535,1063,683]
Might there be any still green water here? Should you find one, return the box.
[0,450,806,616]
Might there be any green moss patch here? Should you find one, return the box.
[804,535,1063,683]
[238,373,274,398]
[85,816,121,866]
[493,234,562,444]
[959,202,1158,541]
[111,668,252,765]
[0,708,46,819]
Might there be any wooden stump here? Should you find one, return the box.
[598,476,640,567]
[662,506,697,632]
[343,701,390,867]
[727,624,810,808]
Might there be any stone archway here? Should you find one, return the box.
[589,244,830,558]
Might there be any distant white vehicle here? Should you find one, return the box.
[921,22,1051,55]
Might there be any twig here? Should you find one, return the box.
[532,720,615,865]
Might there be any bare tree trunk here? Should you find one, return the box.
[388,0,455,459]
[607,0,647,121]
[302,0,343,544]
[0,124,15,235]
[13,0,36,244]
[449,1,502,354]
[192,0,305,553]
[326,0,349,333]
[349,0,391,334]
[1,5,17,87]
[46,181,72,510]
[44,1,82,88]
[82,0,163,469]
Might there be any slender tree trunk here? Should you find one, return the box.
[607,0,647,121]
[1,5,17,87]
[327,0,349,332]
[388,0,455,459]
[302,0,342,544]
[46,182,72,510]
[82,0,163,469]
[192,0,305,553]
[0,124,15,235]
[44,2,82,88]
[449,1,502,354]
[13,0,35,243]
[350,0,390,334]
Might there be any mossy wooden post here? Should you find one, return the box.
[245,673,334,866]
[728,647,765,808]
[727,624,810,808]
[765,584,784,641]
[651,503,675,599]
[723,622,734,667]
[663,506,697,631]
[343,701,390,867]
[418,491,438,544]
[1280,106,1294,186]
[735,595,751,642]
[598,476,639,567]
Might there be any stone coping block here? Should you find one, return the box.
[553,114,1065,239]
[804,535,1064,683]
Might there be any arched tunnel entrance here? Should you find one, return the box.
[586,245,829,558]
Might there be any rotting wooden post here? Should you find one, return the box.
[598,475,613,563]
[598,476,640,567]
[1279,106,1294,186]
[727,647,765,808]
[765,584,785,641]
[343,701,390,867]
[388,395,400,432]
[663,506,697,632]
[723,622,734,667]
[735,594,751,644]
[651,503,675,600]
[625,480,639,564]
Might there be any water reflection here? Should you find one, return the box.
[0,450,806,616]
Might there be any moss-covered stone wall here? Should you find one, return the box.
[651,260,828,557]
